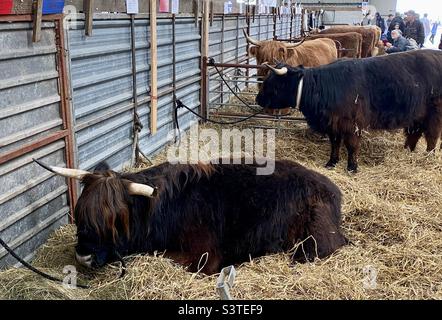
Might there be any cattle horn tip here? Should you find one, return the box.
[33,158,55,173]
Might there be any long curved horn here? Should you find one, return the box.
[127,182,157,198]
[285,37,306,48]
[33,158,90,179]
[242,28,262,46]
[263,62,288,76]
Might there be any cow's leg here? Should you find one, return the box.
[325,133,342,169]
[424,124,442,152]
[174,225,223,275]
[424,101,442,152]
[343,133,361,173]
[404,123,424,151]
[291,203,347,263]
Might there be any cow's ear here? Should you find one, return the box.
[94,161,110,172]
[249,46,258,57]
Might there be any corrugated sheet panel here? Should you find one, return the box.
[139,17,201,157]
[0,21,69,269]
[68,15,201,170]
[67,17,150,171]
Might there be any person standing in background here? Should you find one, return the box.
[387,12,405,42]
[375,12,386,34]
[386,14,394,30]
[430,21,440,44]
[404,10,425,47]
[421,13,431,39]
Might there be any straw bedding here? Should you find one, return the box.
[1,90,441,300]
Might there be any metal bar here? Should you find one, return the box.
[0,131,68,166]
[273,8,277,40]
[172,14,177,139]
[211,91,257,95]
[210,102,261,108]
[211,112,305,122]
[236,15,239,63]
[32,0,43,42]
[209,0,213,26]
[209,79,263,84]
[130,14,139,164]
[150,0,158,135]
[55,17,78,221]
[85,0,94,36]
[193,0,199,27]
[221,15,225,104]
[246,5,251,87]
[210,73,261,79]
[208,62,267,69]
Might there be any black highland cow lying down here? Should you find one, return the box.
[34,158,347,275]
[257,50,442,172]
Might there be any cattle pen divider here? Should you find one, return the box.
[204,59,306,127]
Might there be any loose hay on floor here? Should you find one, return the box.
[0,118,441,300]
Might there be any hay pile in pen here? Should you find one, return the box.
[1,97,442,300]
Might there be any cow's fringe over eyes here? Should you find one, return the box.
[75,171,131,243]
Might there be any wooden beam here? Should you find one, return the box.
[200,0,210,120]
[150,0,158,135]
[85,0,94,36]
[202,0,209,59]
[32,0,43,43]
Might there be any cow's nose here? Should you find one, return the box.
[75,252,93,268]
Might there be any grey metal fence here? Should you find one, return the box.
[0,18,71,268]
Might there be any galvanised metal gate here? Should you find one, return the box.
[0,15,75,268]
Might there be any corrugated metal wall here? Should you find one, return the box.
[139,16,201,157]
[0,20,70,268]
[67,16,148,171]
[67,15,200,172]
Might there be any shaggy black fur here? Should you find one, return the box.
[74,160,347,274]
[256,50,442,172]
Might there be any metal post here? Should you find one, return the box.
[55,16,78,219]
[221,15,225,104]
[172,14,177,140]
[130,14,139,166]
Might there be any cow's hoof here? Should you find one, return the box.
[325,161,337,169]
[347,167,358,174]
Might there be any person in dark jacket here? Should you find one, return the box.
[387,12,406,42]
[439,37,442,50]
[404,10,425,46]
[386,14,394,30]
[388,12,405,33]
[386,30,409,53]
[375,12,386,34]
